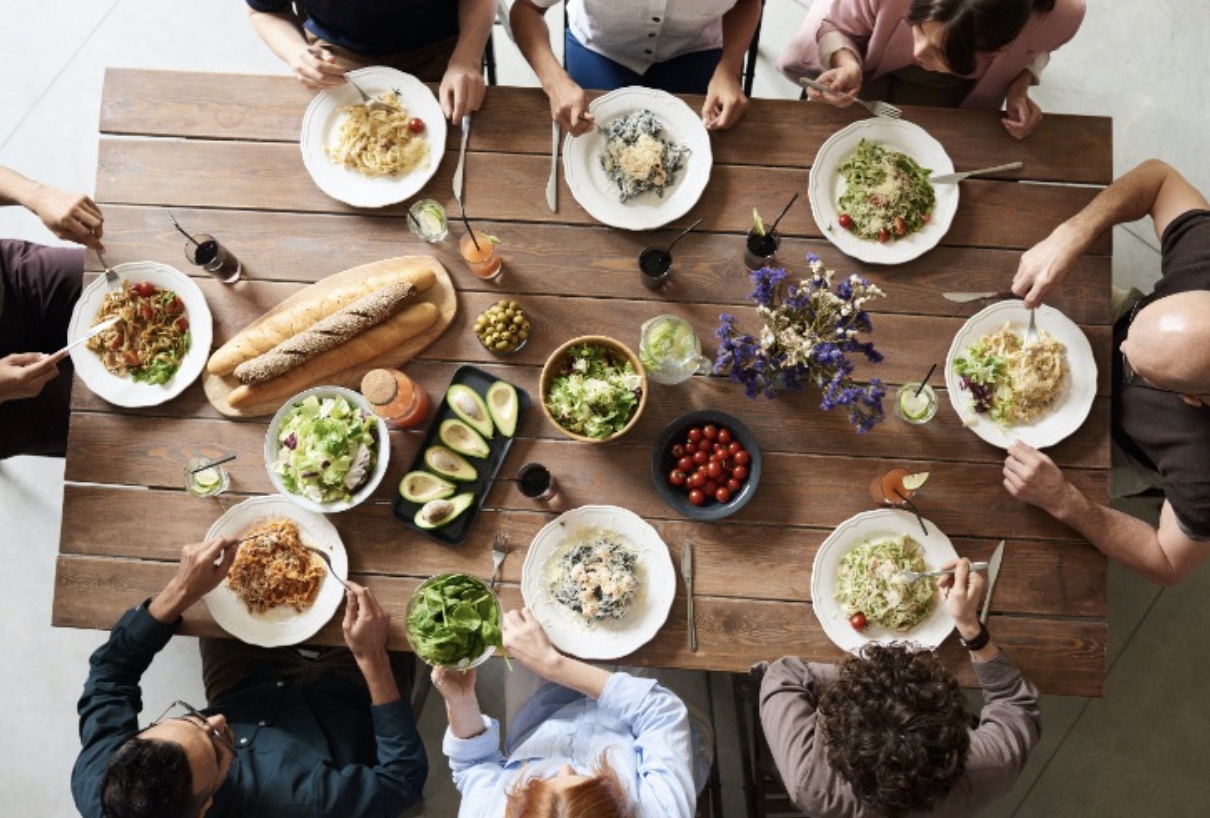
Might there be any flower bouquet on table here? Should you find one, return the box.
[714,254,887,433]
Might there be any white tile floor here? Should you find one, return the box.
[3,2,1209,816]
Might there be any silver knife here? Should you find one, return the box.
[546,122,559,213]
[943,291,1017,303]
[46,316,120,365]
[682,542,696,652]
[452,114,471,209]
[980,540,1005,624]
[931,162,1024,184]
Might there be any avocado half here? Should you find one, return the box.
[424,445,478,482]
[447,384,494,439]
[414,492,474,529]
[485,380,519,438]
[399,470,458,503]
[439,418,491,459]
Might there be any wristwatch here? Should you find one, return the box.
[957,623,991,651]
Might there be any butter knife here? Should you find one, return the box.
[931,161,1024,184]
[47,316,119,365]
[942,291,1016,303]
[546,122,559,212]
[452,114,471,209]
[980,540,1005,624]
[682,542,696,652]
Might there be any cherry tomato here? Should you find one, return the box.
[707,462,722,480]
[688,427,704,443]
[727,478,741,492]
[123,349,140,366]
[728,441,742,455]
[717,427,733,445]
[133,282,156,297]
[893,216,907,236]
[671,444,685,459]
[703,424,718,440]
[407,117,426,133]
[167,296,185,315]
[878,229,890,243]
[838,213,855,230]
[688,489,706,506]
[174,317,190,332]
[688,472,706,489]
[849,612,868,632]
[714,486,732,503]
[734,450,751,466]
[693,450,709,466]
[139,303,153,321]
[684,441,697,454]
[922,212,932,224]
[703,480,718,497]
[677,456,694,473]
[107,333,124,350]
[668,469,687,487]
[732,464,749,481]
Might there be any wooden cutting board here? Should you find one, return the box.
[203,256,456,417]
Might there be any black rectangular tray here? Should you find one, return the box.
[392,364,530,545]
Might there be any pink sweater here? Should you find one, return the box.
[777,0,1086,109]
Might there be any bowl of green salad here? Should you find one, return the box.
[265,386,390,513]
[540,335,648,443]
[406,573,503,670]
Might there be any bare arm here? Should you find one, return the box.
[439,0,494,122]
[343,584,401,704]
[246,7,350,88]
[0,165,105,250]
[1004,441,1208,585]
[503,607,611,698]
[1014,159,1210,307]
[511,1,594,135]
[700,0,761,130]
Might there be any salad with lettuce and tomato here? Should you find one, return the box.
[273,394,377,504]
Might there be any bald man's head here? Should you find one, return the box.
[1121,292,1210,396]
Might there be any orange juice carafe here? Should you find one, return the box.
[360,369,430,429]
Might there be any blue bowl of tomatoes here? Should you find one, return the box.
[652,410,761,521]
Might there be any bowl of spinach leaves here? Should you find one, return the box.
[405,573,503,669]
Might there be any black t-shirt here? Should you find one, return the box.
[1113,209,1210,539]
[247,0,460,55]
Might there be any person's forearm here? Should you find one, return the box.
[1061,159,1179,251]
[445,694,486,738]
[450,0,495,71]
[358,653,402,705]
[511,1,571,92]
[716,0,762,77]
[147,580,192,624]
[247,8,309,65]
[954,618,1001,664]
[541,654,610,699]
[0,166,43,208]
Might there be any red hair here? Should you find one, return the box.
[504,753,632,818]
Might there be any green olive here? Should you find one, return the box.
[475,301,529,354]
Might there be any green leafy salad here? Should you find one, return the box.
[273,394,377,504]
[406,573,503,668]
[545,343,643,439]
[837,140,935,242]
[835,534,936,631]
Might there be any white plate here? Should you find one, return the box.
[808,118,958,264]
[521,505,676,660]
[944,300,1097,449]
[204,495,348,647]
[812,509,957,654]
[300,67,448,208]
[264,386,390,514]
[563,87,712,231]
[67,262,212,407]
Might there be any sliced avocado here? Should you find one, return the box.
[400,470,457,503]
[485,381,519,438]
[447,384,494,439]
[424,445,478,482]
[414,492,475,529]
[439,418,491,459]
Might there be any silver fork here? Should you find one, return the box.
[897,561,989,582]
[798,77,902,119]
[344,77,393,113]
[96,250,120,292]
[1025,309,1040,345]
[302,545,353,592]
[489,531,508,591]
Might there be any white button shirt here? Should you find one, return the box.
[533,0,738,75]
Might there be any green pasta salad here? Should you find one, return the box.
[836,140,935,243]
[835,534,936,631]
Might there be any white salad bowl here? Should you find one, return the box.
[265,386,390,514]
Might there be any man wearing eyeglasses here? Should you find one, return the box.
[1004,159,1210,586]
[71,537,428,818]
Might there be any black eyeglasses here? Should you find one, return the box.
[149,699,235,754]
[1120,298,1180,394]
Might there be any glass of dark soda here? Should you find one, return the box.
[186,233,242,283]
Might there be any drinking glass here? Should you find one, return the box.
[184,458,230,498]
[408,199,448,242]
[638,248,672,290]
[896,383,939,424]
[744,229,780,271]
[517,463,557,501]
[460,230,502,280]
[639,315,710,385]
[185,234,242,283]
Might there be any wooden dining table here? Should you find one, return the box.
[53,68,1113,696]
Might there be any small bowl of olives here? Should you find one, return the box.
[473,300,530,355]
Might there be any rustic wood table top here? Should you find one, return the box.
[54,68,1113,696]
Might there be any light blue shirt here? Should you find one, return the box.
[443,672,704,817]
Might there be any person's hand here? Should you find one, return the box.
[1012,222,1082,308]
[150,538,237,622]
[938,557,987,635]
[806,63,862,107]
[288,44,350,89]
[28,185,104,251]
[0,352,59,403]
[702,70,748,131]
[432,665,478,702]
[1002,90,1042,140]
[343,582,391,663]
[548,75,594,136]
[502,607,561,678]
[1003,440,1072,515]
[439,60,486,123]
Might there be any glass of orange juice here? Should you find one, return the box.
[460,230,501,280]
[869,469,929,506]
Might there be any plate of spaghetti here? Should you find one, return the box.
[944,300,1096,449]
[205,495,348,647]
[301,66,448,208]
[68,261,212,407]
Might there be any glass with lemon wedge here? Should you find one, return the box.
[184,457,230,498]
[896,382,938,424]
[744,207,780,270]
[869,469,929,507]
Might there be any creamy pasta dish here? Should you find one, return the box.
[835,535,936,631]
[85,280,190,385]
[226,518,326,615]
[837,140,935,242]
[547,527,639,623]
[325,90,429,178]
[954,324,1067,425]
[599,110,689,203]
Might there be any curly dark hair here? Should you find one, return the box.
[818,643,971,818]
[906,0,1057,76]
[101,737,204,818]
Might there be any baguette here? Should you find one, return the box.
[227,301,440,410]
[234,281,416,384]
[208,261,437,376]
